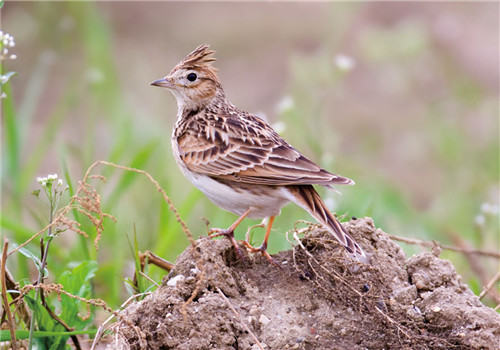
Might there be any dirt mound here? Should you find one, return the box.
[110,218,500,349]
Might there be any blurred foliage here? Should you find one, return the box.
[1,1,498,322]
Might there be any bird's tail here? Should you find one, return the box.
[287,185,366,261]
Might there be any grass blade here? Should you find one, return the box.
[61,154,90,260]
[104,139,159,210]
[0,329,97,341]
[2,82,21,213]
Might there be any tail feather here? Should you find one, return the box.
[287,185,366,260]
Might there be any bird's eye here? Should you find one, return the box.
[187,73,197,82]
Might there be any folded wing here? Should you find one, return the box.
[176,112,354,186]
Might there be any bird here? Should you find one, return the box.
[151,44,366,263]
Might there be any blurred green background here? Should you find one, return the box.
[2,2,499,308]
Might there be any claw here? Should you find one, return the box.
[206,209,252,261]
[208,228,245,260]
[241,240,281,268]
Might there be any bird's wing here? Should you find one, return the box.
[176,111,354,186]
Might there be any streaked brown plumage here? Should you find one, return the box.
[151,44,366,261]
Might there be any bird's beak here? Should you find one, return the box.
[150,77,173,88]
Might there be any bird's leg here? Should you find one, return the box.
[242,216,280,266]
[208,208,251,259]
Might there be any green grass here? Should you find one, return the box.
[1,2,498,348]
[0,330,97,342]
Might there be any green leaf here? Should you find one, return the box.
[126,226,148,294]
[58,261,98,329]
[0,329,97,341]
[24,294,67,349]
[17,246,48,277]
[0,71,17,85]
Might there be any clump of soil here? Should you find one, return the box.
[111,218,500,349]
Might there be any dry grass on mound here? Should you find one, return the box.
[109,218,500,350]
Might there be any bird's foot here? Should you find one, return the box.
[241,241,281,268]
[208,228,245,260]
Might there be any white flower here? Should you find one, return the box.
[334,54,355,72]
[36,175,53,187]
[474,215,485,226]
[0,33,15,48]
[276,96,294,114]
[0,31,16,61]
[86,67,104,84]
[480,202,499,215]
[37,174,61,187]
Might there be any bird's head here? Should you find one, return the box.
[151,44,221,110]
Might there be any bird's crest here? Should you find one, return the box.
[182,44,216,67]
[173,44,217,78]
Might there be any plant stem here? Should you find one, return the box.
[1,240,17,350]
[28,195,54,349]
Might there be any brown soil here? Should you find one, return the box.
[110,218,500,350]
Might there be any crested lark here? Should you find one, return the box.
[151,44,366,262]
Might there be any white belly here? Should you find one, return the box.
[171,136,290,218]
[185,170,290,218]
